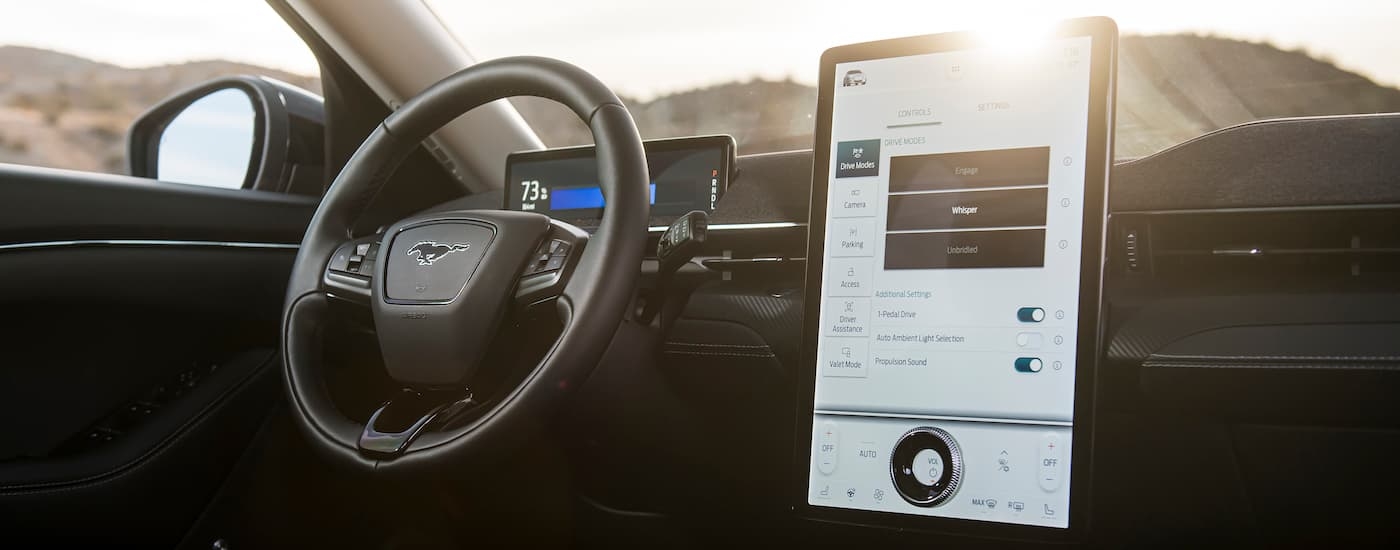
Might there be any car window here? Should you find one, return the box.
[0,1,319,177]
[428,0,1400,159]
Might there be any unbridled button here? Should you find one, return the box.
[912,448,945,486]
[1039,433,1063,492]
[1014,357,1044,373]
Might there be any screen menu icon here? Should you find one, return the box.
[835,140,881,178]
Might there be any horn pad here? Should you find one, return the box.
[371,211,551,388]
[386,222,494,303]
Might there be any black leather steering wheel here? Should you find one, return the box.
[281,57,648,474]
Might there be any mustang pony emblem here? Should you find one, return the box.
[406,241,470,266]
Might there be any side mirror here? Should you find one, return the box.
[128,76,326,194]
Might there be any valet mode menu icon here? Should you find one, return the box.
[836,140,880,178]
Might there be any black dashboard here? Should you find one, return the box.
[500,113,1400,545]
[439,113,1400,544]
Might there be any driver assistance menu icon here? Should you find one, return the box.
[836,140,880,178]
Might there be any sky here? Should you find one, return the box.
[2,1,1398,99]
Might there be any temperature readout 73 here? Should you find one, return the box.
[520,180,549,203]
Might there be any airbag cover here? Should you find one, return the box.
[385,223,493,302]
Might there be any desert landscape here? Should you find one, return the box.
[2,34,1398,177]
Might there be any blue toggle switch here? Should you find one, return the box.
[1017,307,1045,323]
[1015,357,1044,373]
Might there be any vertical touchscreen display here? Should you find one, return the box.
[807,36,1095,529]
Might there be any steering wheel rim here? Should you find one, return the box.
[281,57,649,474]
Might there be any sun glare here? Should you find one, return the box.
[973,19,1058,52]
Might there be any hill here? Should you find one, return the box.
[2,35,1398,175]
[513,35,1400,159]
[0,46,319,173]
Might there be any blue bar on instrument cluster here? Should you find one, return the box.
[551,183,656,210]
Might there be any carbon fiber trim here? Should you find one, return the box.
[675,281,805,370]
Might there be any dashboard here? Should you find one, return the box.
[440,40,1400,547]
[538,111,1400,547]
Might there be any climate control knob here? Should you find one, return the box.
[890,427,963,507]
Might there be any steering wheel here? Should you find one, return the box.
[280,57,649,473]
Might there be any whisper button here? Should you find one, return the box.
[1015,357,1044,373]
[1017,307,1046,322]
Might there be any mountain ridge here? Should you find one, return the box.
[2,34,1398,174]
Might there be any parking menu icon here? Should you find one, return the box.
[835,139,880,178]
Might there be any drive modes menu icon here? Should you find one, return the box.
[835,140,880,178]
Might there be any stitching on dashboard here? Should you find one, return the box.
[666,342,771,349]
[1151,353,1400,362]
[663,350,777,359]
[0,353,274,495]
[1143,361,1400,371]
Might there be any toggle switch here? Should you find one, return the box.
[1014,357,1044,373]
[1017,307,1046,323]
[1016,332,1043,349]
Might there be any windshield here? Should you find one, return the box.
[429,0,1400,159]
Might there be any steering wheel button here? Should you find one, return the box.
[330,249,352,272]
[355,243,371,256]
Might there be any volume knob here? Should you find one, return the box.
[890,427,963,507]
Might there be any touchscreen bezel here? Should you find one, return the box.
[503,134,736,229]
[793,17,1117,542]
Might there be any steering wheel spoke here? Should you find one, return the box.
[322,235,384,305]
[514,219,589,311]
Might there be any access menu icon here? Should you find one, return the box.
[835,139,880,178]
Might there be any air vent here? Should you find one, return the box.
[1114,207,1400,292]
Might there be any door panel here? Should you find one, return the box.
[0,164,315,546]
